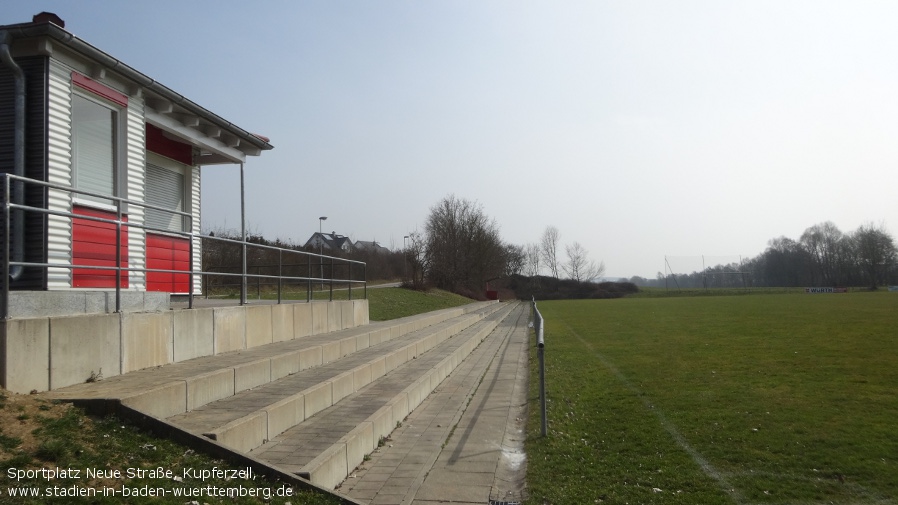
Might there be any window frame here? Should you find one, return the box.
[70,77,128,211]
[144,152,190,234]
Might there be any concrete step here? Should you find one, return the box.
[248,302,520,489]
[163,302,508,453]
[341,302,530,504]
[45,300,501,420]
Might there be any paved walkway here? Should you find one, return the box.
[340,303,530,505]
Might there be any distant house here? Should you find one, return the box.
[354,240,391,255]
[304,232,353,253]
[0,12,273,295]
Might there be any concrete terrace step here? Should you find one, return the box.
[342,302,531,505]
[163,302,507,453]
[249,302,520,489]
[46,300,500,420]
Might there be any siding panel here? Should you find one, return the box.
[46,60,73,288]
[191,166,201,293]
[126,98,146,290]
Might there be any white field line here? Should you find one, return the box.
[562,321,745,505]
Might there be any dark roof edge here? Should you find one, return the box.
[1,21,273,152]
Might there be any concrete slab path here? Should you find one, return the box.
[340,303,530,505]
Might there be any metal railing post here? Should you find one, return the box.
[114,202,122,313]
[348,262,352,300]
[2,176,10,320]
[202,243,208,301]
[329,256,334,301]
[240,162,247,306]
[538,329,547,437]
[188,222,194,309]
[533,297,547,437]
[277,249,282,304]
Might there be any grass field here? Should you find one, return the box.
[525,292,898,504]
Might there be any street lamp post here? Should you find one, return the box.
[319,216,327,289]
[403,235,409,281]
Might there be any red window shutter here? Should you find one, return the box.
[146,233,190,293]
[72,206,129,288]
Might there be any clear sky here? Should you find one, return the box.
[5,1,897,278]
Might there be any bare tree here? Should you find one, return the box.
[424,195,505,292]
[562,241,605,282]
[540,226,561,279]
[852,223,897,289]
[524,243,541,277]
[800,221,844,285]
[503,244,526,277]
[404,230,428,290]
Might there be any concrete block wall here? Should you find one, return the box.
[0,299,369,394]
[0,318,51,393]
[123,312,174,372]
[7,291,170,318]
[49,313,121,390]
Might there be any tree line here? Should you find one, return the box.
[630,221,898,289]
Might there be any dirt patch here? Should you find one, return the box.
[0,389,73,459]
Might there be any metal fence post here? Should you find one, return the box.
[2,176,10,320]
[240,162,247,306]
[114,202,122,313]
[188,221,194,309]
[533,297,547,437]
[538,328,547,437]
[277,249,282,304]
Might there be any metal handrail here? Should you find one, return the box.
[532,296,547,436]
[1,173,366,318]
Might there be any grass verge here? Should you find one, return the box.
[366,287,474,321]
[525,291,898,504]
[0,392,342,504]
[202,284,474,321]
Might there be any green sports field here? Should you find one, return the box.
[525,292,898,505]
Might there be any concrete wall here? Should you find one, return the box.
[0,299,369,394]
[7,291,170,318]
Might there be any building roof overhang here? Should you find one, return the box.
[0,18,274,165]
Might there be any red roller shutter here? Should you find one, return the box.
[72,206,129,288]
[146,233,190,293]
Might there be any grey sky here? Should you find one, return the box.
[6,1,897,278]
